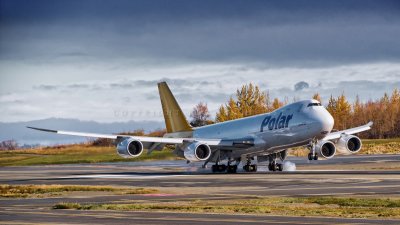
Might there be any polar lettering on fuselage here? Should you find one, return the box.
[260,112,293,132]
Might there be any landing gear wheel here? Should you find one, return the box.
[227,165,238,173]
[313,154,318,160]
[211,165,217,173]
[277,163,283,171]
[211,164,227,173]
[308,153,313,161]
[243,164,257,172]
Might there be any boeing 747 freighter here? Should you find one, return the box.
[28,82,372,173]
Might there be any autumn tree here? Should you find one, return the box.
[216,83,271,122]
[312,93,322,103]
[271,98,284,110]
[326,94,351,130]
[190,102,212,127]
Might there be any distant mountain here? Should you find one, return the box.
[0,118,165,145]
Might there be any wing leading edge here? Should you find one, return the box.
[322,121,373,141]
[26,126,234,146]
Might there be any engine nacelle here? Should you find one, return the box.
[336,135,362,155]
[314,140,336,159]
[183,142,212,162]
[116,138,144,158]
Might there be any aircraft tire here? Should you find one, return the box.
[277,163,283,171]
[227,165,237,173]
[313,154,318,160]
[308,153,313,160]
[212,164,227,173]
[212,165,217,173]
[251,164,257,172]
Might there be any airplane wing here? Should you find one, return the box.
[322,121,373,141]
[26,126,233,146]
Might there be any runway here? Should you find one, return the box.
[1,154,400,224]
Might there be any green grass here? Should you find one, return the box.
[0,144,179,166]
[0,184,158,198]
[53,196,400,218]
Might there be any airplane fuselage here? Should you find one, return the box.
[193,100,334,158]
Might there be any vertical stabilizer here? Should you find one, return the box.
[158,82,192,133]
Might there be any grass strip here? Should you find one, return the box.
[0,145,179,166]
[0,184,158,198]
[53,196,400,219]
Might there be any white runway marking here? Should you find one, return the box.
[61,174,191,179]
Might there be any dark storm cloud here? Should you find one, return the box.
[1,0,400,65]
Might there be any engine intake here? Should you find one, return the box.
[314,140,336,159]
[336,135,362,155]
[117,138,144,158]
[183,142,212,162]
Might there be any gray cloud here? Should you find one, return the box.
[33,84,58,91]
[272,80,400,104]
[294,81,310,91]
[66,84,89,89]
[109,83,134,89]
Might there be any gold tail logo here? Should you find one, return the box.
[158,82,193,133]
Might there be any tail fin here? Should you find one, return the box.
[158,82,192,133]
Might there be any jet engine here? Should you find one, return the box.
[116,138,144,158]
[183,142,212,162]
[313,140,336,159]
[336,135,362,155]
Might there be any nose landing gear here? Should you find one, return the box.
[308,140,319,160]
[308,152,318,161]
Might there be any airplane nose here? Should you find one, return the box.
[323,111,334,132]
[312,108,334,136]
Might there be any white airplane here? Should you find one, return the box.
[28,82,372,173]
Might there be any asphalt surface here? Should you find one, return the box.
[1,154,400,224]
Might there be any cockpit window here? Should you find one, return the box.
[307,103,322,107]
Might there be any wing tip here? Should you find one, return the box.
[27,126,57,133]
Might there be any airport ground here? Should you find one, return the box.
[1,155,400,224]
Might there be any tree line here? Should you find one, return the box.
[190,83,400,139]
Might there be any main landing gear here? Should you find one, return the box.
[268,154,283,172]
[211,157,238,173]
[243,158,257,172]
[308,153,318,161]
[211,164,238,173]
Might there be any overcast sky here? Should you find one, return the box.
[1,0,400,123]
